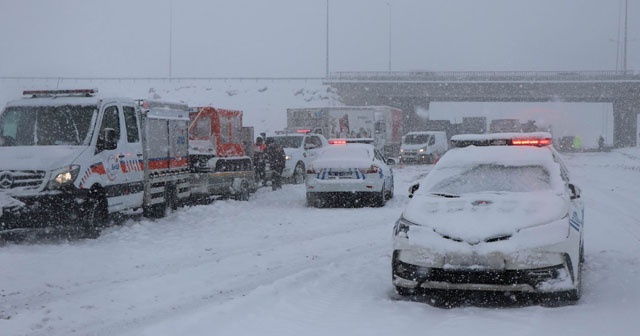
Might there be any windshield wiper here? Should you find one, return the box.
[430,192,460,198]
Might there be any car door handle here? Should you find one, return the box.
[118,154,126,159]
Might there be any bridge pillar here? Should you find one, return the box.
[612,100,639,148]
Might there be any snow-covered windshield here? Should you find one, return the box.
[269,135,303,148]
[404,134,431,144]
[428,164,552,195]
[0,105,97,146]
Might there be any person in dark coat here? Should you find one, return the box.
[265,138,286,190]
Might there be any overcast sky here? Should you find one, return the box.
[0,0,637,78]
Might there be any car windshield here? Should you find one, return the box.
[269,135,303,148]
[404,134,431,144]
[0,105,97,146]
[428,164,552,195]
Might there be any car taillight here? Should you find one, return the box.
[360,165,380,174]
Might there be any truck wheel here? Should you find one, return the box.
[144,186,177,219]
[81,196,107,239]
[234,181,250,201]
[292,163,305,184]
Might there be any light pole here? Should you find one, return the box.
[169,0,173,78]
[326,0,330,78]
[387,2,391,72]
[623,0,628,72]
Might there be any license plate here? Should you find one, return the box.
[328,171,352,178]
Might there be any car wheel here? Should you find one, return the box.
[566,243,584,302]
[373,184,386,207]
[386,178,394,200]
[292,163,305,184]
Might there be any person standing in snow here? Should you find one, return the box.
[254,137,267,184]
[264,137,286,190]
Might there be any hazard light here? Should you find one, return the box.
[23,89,98,97]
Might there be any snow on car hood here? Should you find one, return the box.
[402,190,568,244]
[0,146,86,171]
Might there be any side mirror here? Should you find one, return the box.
[408,183,420,198]
[386,158,396,166]
[568,183,581,199]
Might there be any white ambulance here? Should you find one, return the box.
[0,89,191,238]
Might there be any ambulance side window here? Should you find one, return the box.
[123,106,139,143]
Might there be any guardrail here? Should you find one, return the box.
[327,70,640,82]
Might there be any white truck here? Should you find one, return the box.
[399,131,449,164]
[286,106,403,157]
[0,89,191,239]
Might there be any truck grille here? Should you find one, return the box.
[0,170,46,191]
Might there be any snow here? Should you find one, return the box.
[1,79,640,336]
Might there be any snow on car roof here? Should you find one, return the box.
[311,143,374,168]
[451,132,552,142]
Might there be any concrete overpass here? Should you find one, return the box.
[325,71,640,147]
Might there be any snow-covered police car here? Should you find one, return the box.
[392,132,585,302]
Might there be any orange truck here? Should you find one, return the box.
[188,107,256,201]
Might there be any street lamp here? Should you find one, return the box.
[326,0,330,78]
[387,2,391,72]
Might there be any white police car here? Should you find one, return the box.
[392,132,585,302]
[306,140,395,207]
[267,131,329,184]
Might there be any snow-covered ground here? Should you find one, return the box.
[1,147,639,336]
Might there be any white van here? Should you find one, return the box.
[399,131,448,164]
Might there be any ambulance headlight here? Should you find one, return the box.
[48,165,81,190]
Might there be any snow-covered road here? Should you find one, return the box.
[2,149,640,336]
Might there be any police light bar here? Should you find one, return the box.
[451,132,553,148]
[296,129,311,133]
[511,138,552,146]
[23,89,98,97]
[329,139,347,145]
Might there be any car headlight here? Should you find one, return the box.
[393,216,416,237]
[285,155,291,160]
[418,147,426,153]
[47,165,80,190]
[400,148,404,153]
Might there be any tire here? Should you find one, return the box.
[565,244,584,302]
[144,186,177,219]
[81,196,108,239]
[386,177,395,200]
[292,163,305,184]
[372,184,387,207]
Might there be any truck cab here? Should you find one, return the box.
[399,131,448,164]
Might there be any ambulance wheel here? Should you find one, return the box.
[81,195,107,239]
